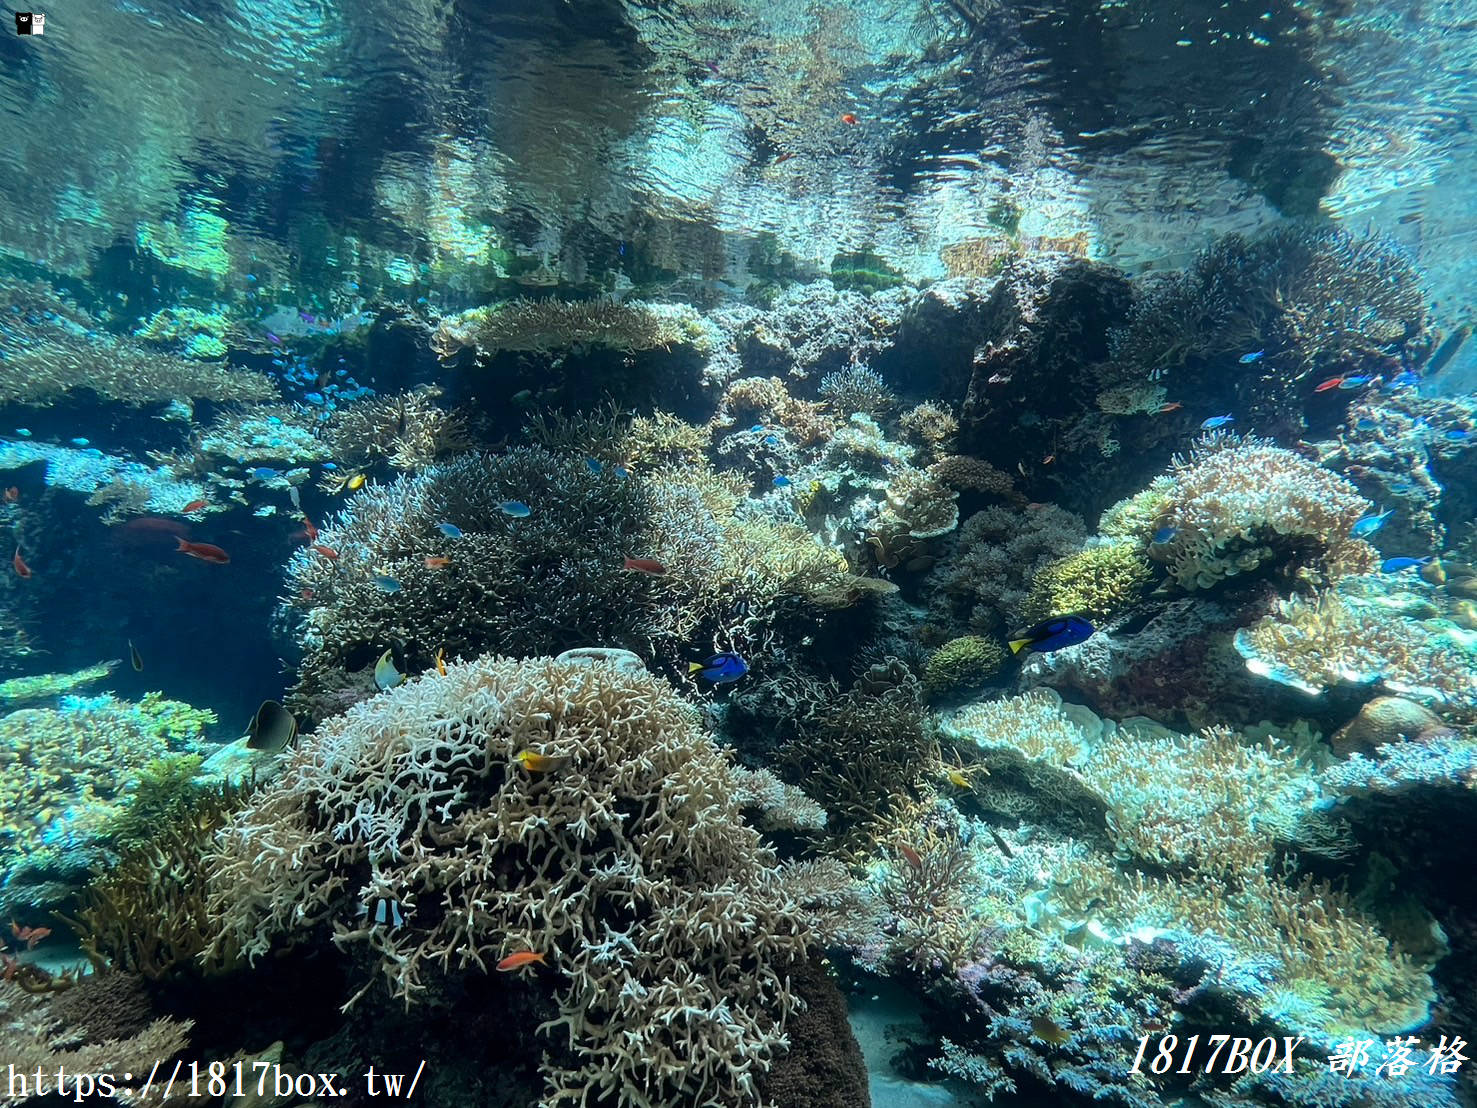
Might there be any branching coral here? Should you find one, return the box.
[0,279,276,407]
[926,454,1020,501]
[1108,226,1430,386]
[818,363,895,417]
[925,504,1087,638]
[0,976,191,1107]
[712,375,838,447]
[1023,543,1155,624]
[431,297,707,356]
[0,693,215,861]
[324,385,470,471]
[206,654,848,1106]
[898,401,959,458]
[1147,434,1377,590]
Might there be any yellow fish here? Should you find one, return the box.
[435,647,447,675]
[346,472,366,491]
[946,769,972,789]
[374,648,404,691]
[1031,1015,1072,1045]
[513,751,568,773]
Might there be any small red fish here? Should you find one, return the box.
[773,151,797,165]
[840,113,859,125]
[299,588,315,601]
[1157,401,1182,413]
[181,499,208,514]
[12,548,30,579]
[312,544,340,560]
[496,950,547,972]
[9,920,50,949]
[424,556,451,569]
[623,557,667,575]
[301,517,319,543]
[1315,377,1344,393]
[3,487,17,503]
[897,841,923,872]
[176,537,230,564]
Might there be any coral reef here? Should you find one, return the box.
[207,653,851,1106]
[0,692,215,863]
[0,279,276,407]
[431,297,708,356]
[818,363,896,417]
[0,661,116,706]
[0,439,212,520]
[1145,434,1377,591]
[1107,228,1430,411]
[323,385,471,471]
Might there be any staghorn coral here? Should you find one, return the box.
[324,385,470,471]
[0,279,276,407]
[926,454,1020,501]
[0,976,192,1107]
[431,297,707,356]
[1023,542,1155,624]
[1148,434,1377,590]
[817,363,895,417]
[1108,226,1430,388]
[923,636,1007,699]
[206,654,850,1106]
[67,768,248,980]
[0,439,211,518]
[0,693,215,862]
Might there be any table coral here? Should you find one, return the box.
[431,297,707,356]
[0,662,116,706]
[206,654,849,1107]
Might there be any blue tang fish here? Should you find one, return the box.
[1239,350,1265,363]
[498,501,532,518]
[1200,414,1234,431]
[688,652,749,684]
[772,475,792,488]
[1008,615,1095,655]
[437,522,464,539]
[1351,509,1393,538]
[1381,556,1431,573]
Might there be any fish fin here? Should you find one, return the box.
[688,662,704,673]
[1008,638,1031,654]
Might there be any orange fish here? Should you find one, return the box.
[3,487,17,503]
[496,950,546,972]
[1157,401,1182,413]
[11,548,30,579]
[424,556,452,569]
[176,537,230,564]
[301,517,319,543]
[897,841,923,872]
[840,113,859,125]
[9,920,49,949]
[773,151,797,165]
[1315,377,1344,393]
[435,647,447,676]
[181,499,208,513]
[312,544,340,560]
[623,556,666,575]
[513,751,569,773]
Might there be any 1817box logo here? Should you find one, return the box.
[14,12,44,34]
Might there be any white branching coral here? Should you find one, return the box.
[206,654,849,1107]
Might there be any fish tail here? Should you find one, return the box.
[175,536,188,550]
[1008,638,1031,654]
[688,662,705,674]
